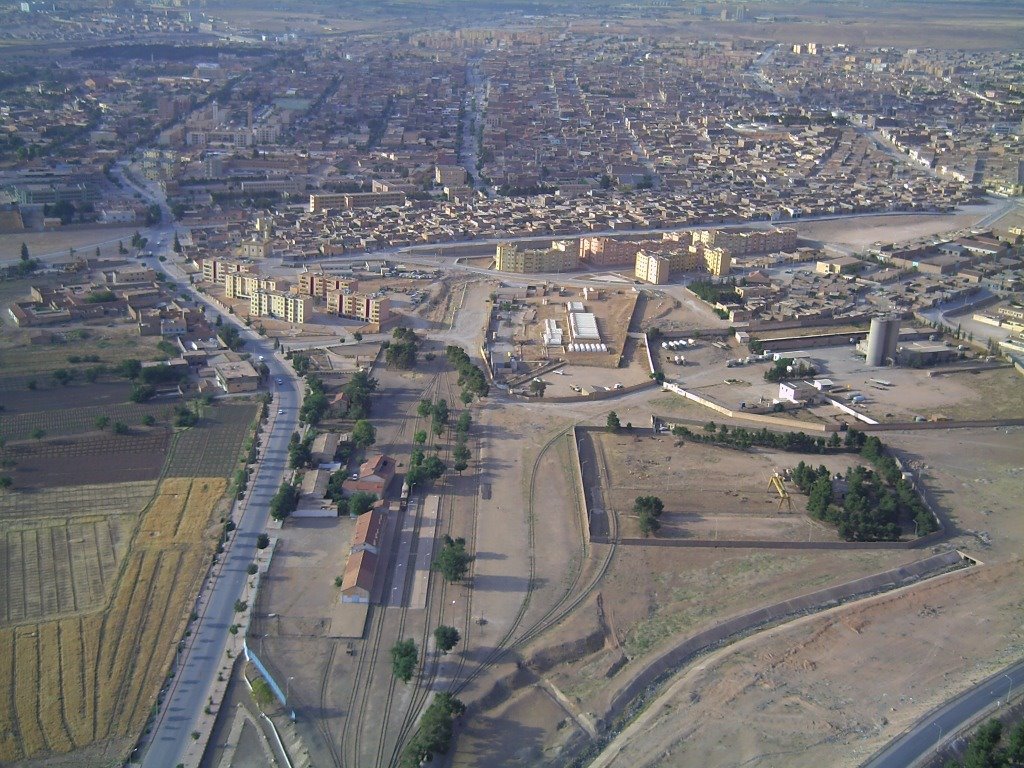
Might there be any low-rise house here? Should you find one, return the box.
[342,453,396,498]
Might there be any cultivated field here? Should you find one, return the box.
[0,476,228,764]
[163,402,259,477]
[0,427,171,489]
[0,400,169,442]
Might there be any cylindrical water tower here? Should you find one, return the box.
[866,316,900,367]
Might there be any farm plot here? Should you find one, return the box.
[1,515,130,625]
[0,333,164,379]
[163,402,259,478]
[0,378,133,409]
[0,400,170,442]
[0,427,170,489]
[0,477,227,764]
[0,480,157,522]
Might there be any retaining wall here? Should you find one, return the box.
[599,550,967,721]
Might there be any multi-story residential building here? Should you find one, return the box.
[635,251,673,284]
[495,240,579,273]
[327,291,390,325]
[694,227,797,256]
[579,236,644,266]
[309,191,407,213]
[634,244,731,284]
[225,273,286,299]
[201,257,245,284]
[297,272,360,300]
[250,291,311,324]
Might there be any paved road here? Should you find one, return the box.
[112,166,302,768]
[862,658,1024,768]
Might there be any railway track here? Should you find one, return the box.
[337,372,444,768]
[382,370,475,768]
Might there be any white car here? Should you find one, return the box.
[278,409,285,415]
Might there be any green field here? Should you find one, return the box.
[0,400,170,441]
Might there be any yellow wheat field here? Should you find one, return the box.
[0,477,229,763]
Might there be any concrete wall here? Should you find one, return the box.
[662,382,829,432]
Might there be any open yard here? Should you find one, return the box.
[585,430,865,542]
[0,476,228,764]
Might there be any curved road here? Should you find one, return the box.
[862,658,1024,768]
[112,166,302,768]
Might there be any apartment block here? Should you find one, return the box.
[225,273,285,299]
[202,257,245,284]
[308,191,407,213]
[579,236,643,266]
[635,244,730,284]
[250,291,311,324]
[694,227,797,256]
[495,241,579,273]
[327,291,390,325]
[298,271,360,300]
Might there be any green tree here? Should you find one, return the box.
[0,476,12,490]
[352,419,377,449]
[417,399,433,418]
[634,495,664,537]
[606,411,621,432]
[413,430,427,445]
[256,533,270,549]
[390,638,418,683]
[112,421,129,435]
[347,491,377,517]
[31,428,45,440]
[173,232,182,253]
[433,625,461,653]
[433,535,473,583]
[20,242,29,261]
[807,476,833,518]
[529,378,547,397]
[400,693,465,767]
[94,415,111,431]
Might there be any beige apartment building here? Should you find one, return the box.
[298,272,360,300]
[202,257,245,284]
[634,245,731,284]
[327,291,390,325]
[309,191,407,213]
[224,273,287,299]
[250,291,312,324]
[693,226,797,256]
[495,241,579,273]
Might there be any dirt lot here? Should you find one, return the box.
[586,431,861,542]
[0,227,138,263]
[589,559,1024,768]
[792,206,1006,250]
[0,477,229,764]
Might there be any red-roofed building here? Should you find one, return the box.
[351,508,385,555]
[341,550,377,603]
[343,453,396,498]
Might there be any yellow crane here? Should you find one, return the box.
[768,471,794,513]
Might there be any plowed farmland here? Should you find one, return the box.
[0,477,228,764]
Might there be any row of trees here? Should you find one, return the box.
[763,357,818,383]
[945,717,1024,768]
[400,692,466,767]
[445,345,489,403]
[672,423,868,454]
[299,375,328,426]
